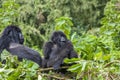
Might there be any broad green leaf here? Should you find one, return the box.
[68,64,81,72]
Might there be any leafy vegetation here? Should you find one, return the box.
[0,0,120,79]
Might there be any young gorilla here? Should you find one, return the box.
[0,25,42,67]
[43,31,78,70]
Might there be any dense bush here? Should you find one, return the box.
[0,0,120,80]
[0,0,110,47]
[65,0,120,79]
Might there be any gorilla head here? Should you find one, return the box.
[51,31,68,47]
[1,25,24,44]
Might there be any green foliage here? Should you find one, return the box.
[0,0,120,79]
[64,0,120,79]
[55,17,73,38]
[0,51,39,80]
[0,0,46,48]
[100,0,120,49]
[0,0,110,47]
[43,0,109,29]
[0,0,19,30]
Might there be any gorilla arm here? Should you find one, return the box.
[0,37,6,53]
[47,41,78,70]
[42,42,54,67]
[6,43,42,67]
[0,36,11,61]
[47,49,69,70]
[43,42,53,59]
[0,38,5,61]
[67,41,78,58]
[0,35,11,53]
[47,43,70,70]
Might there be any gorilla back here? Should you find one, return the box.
[0,25,42,67]
[7,43,42,67]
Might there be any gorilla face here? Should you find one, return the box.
[51,31,67,47]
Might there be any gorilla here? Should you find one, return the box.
[42,31,78,70]
[0,25,42,67]
[0,25,24,54]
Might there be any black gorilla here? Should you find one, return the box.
[0,26,24,53]
[43,31,78,70]
[0,25,42,67]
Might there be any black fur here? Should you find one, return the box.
[0,25,42,67]
[6,43,42,67]
[43,31,78,70]
[0,25,24,54]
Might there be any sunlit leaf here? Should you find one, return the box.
[68,64,81,72]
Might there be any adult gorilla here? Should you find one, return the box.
[0,25,42,67]
[43,31,78,70]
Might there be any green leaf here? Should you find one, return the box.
[103,54,111,61]
[94,52,102,61]
[71,32,76,41]
[81,61,87,71]
[64,58,80,63]
[7,69,21,80]
[68,64,81,72]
